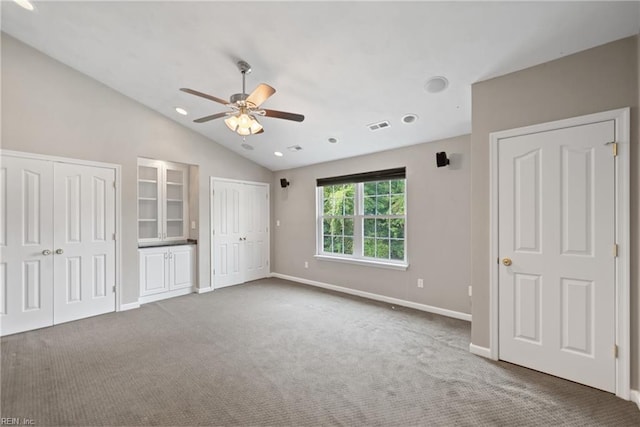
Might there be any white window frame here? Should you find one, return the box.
[315,181,409,271]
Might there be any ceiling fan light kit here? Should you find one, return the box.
[180,60,304,138]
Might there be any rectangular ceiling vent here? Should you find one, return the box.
[367,121,391,131]
[287,145,303,152]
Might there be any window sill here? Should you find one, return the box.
[314,254,409,271]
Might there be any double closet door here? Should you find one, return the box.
[212,180,269,288]
[1,154,116,336]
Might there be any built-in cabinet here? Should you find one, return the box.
[139,245,195,304]
[138,158,189,243]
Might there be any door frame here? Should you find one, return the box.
[488,108,630,399]
[209,176,270,290]
[0,150,123,311]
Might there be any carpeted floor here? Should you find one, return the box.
[1,278,639,426]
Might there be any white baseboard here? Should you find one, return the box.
[469,343,492,359]
[630,389,640,410]
[271,272,471,322]
[119,302,140,311]
[196,286,214,294]
[138,287,194,305]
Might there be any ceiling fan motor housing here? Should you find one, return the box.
[230,93,249,104]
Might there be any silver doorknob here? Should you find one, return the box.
[55,249,64,255]
[42,249,52,256]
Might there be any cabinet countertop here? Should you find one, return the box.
[138,240,197,249]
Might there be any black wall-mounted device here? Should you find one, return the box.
[280,178,290,188]
[436,152,450,167]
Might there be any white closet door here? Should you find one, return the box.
[52,163,116,324]
[243,184,269,282]
[0,157,55,335]
[213,181,244,288]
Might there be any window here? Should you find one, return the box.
[316,168,407,268]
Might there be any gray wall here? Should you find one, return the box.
[272,135,471,315]
[1,34,273,304]
[470,36,639,389]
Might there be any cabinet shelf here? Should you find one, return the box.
[138,158,189,243]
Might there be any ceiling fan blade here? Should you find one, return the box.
[193,112,228,123]
[246,84,276,108]
[254,128,265,134]
[180,88,229,105]
[263,109,305,122]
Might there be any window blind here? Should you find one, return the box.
[316,167,406,187]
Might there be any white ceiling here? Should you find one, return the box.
[2,1,639,171]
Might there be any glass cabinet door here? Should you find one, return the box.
[164,164,187,240]
[138,161,162,241]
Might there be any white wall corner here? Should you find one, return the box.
[196,286,215,294]
[469,343,492,359]
[119,302,140,311]
[271,272,472,322]
[630,389,640,411]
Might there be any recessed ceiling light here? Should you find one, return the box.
[424,76,449,93]
[175,107,188,116]
[274,151,283,157]
[401,114,418,124]
[328,137,338,144]
[13,0,35,11]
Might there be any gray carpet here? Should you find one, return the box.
[1,278,639,426]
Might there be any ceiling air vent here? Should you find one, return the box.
[287,145,303,152]
[367,121,391,131]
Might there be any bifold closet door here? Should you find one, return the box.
[52,163,116,324]
[1,157,55,335]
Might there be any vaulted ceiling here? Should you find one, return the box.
[2,1,639,170]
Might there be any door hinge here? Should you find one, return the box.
[614,345,618,358]
[113,181,116,189]
[606,141,618,156]
[212,229,215,235]
[613,243,618,257]
[112,232,116,240]
[112,285,116,293]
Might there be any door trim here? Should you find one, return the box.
[488,108,630,399]
[0,149,123,312]
[209,176,271,290]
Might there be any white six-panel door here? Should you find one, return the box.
[244,184,269,283]
[213,181,244,288]
[498,120,616,392]
[53,163,116,324]
[212,180,269,289]
[1,154,117,336]
[1,157,55,335]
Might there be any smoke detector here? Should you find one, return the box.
[424,76,449,93]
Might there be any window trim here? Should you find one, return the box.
[315,179,408,269]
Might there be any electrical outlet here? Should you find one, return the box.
[304,261,309,269]
[276,220,280,227]
[417,278,424,288]
[468,286,472,297]
[191,221,196,230]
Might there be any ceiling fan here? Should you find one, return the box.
[180,60,304,136]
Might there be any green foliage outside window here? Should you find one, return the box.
[323,184,355,255]
[363,179,405,261]
[320,179,405,262]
